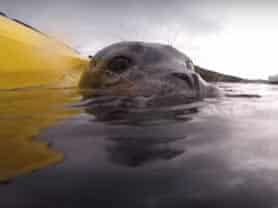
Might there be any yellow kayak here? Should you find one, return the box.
[0,14,89,89]
[0,88,81,182]
[0,13,89,182]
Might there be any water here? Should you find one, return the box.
[1,83,278,208]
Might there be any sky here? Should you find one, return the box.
[2,0,278,79]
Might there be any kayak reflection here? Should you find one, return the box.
[0,88,81,182]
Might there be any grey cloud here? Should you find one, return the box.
[1,0,228,54]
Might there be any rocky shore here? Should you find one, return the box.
[195,65,269,84]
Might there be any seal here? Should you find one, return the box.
[79,41,219,99]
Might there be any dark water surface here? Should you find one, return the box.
[1,83,278,208]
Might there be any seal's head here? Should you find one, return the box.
[79,41,217,99]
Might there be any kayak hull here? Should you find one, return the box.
[0,15,89,89]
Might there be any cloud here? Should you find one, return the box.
[8,0,278,79]
[1,0,228,53]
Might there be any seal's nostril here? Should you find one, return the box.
[171,73,194,88]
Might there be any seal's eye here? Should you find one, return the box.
[108,56,132,73]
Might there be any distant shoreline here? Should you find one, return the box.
[195,65,274,84]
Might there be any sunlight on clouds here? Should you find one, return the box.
[75,11,278,80]
[179,13,278,80]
